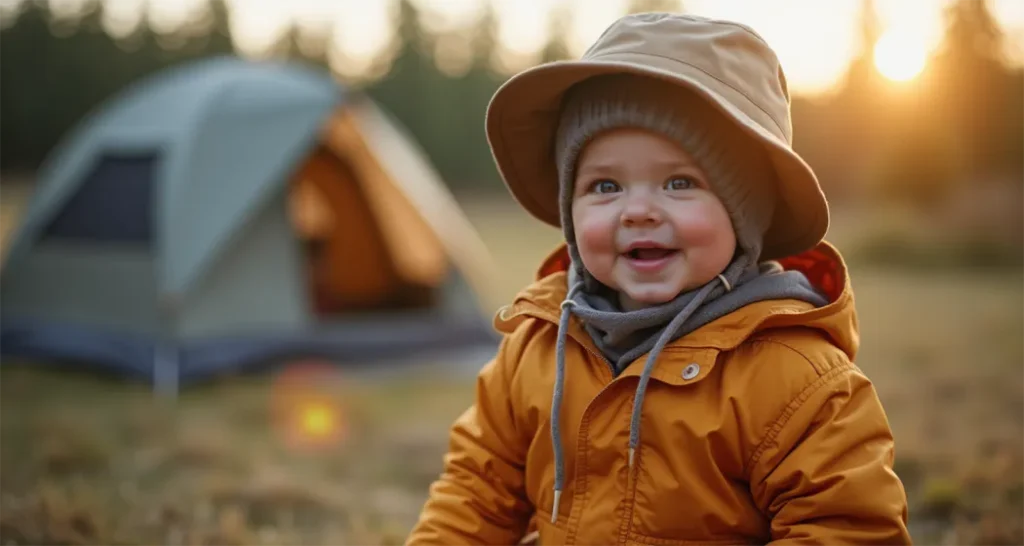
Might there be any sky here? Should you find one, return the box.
[3,0,1024,95]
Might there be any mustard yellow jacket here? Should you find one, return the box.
[408,243,911,545]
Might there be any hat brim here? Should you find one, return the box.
[485,54,829,261]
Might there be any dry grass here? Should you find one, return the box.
[1,186,1022,544]
[0,367,475,545]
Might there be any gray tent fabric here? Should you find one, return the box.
[0,56,497,388]
[5,56,341,297]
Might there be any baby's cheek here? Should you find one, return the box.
[575,219,613,252]
[674,202,735,248]
[572,214,618,280]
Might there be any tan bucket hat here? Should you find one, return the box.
[485,12,829,261]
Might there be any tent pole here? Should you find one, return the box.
[154,293,180,398]
[153,342,180,398]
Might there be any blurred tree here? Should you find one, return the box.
[848,0,885,97]
[1005,72,1024,179]
[943,0,1006,61]
[2,0,1019,199]
[927,0,1023,181]
[362,0,503,189]
[470,0,500,70]
[0,0,234,171]
[453,0,505,188]
[784,0,887,201]
[867,0,1022,210]
[363,0,430,138]
[541,1,573,62]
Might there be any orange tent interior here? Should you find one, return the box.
[287,107,451,315]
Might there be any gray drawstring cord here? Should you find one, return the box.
[626,278,724,468]
[551,280,583,523]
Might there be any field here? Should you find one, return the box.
[0,185,1022,545]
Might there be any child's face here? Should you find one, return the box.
[571,128,736,309]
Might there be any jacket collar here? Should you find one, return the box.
[495,241,859,367]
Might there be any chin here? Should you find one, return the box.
[621,286,683,307]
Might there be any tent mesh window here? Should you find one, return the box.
[42,152,157,244]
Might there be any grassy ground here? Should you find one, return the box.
[1,186,1022,544]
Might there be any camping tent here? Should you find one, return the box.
[0,56,499,390]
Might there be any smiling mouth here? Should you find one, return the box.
[624,247,679,260]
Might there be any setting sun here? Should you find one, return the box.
[874,28,929,82]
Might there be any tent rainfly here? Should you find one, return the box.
[0,56,499,390]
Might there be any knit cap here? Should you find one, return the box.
[555,74,779,287]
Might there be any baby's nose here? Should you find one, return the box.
[620,189,661,225]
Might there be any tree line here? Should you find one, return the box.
[1,0,1021,205]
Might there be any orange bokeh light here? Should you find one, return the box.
[299,401,337,438]
[270,359,349,451]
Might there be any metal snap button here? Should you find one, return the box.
[681,363,700,380]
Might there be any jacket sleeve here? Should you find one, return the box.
[406,332,533,545]
[747,346,912,545]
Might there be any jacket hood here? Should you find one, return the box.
[495,241,859,361]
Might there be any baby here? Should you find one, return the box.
[408,12,911,545]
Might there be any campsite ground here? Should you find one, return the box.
[0,182,1022,545]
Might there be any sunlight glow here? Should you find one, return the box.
[46,0,92,20]
[494,0,549,56]
[147,0,205,35]
[286,1,335,58]
[224,0,289,56]
[489,0,550,73]
[0,0,26,29]
[6,0,1024,95]
[291,0,340,58]
[433,31,475,77]
[876,0,946,54]
[567,0,626,56]
[292,0,340,34]
[0,0,23,13]
[408,0,485,76]
[102,0,146,39]
[874,28,929,82]
[990,0,1024,64]
[413,0,483,35]
[327,2,393,81]
[686,0,860,96]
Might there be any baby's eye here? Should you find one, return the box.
[589,179,621,194]
[665,176,697,191]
